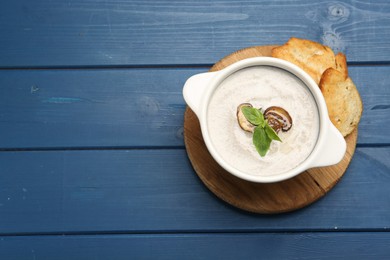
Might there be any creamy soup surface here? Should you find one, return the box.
[207,66,319,176]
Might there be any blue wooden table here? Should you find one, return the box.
[1,1,389,259]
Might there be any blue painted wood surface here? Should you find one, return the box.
[0,65,389,148]
[1,233,390,260]
[1,0,389,258]
[0,0,390,67]
[0,147,389,234]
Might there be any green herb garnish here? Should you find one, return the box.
[241,106,282,157]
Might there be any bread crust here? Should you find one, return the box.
[272,37,336,84]
[272,37,363,137]
[335,52,348,78]
[319,68,363,137]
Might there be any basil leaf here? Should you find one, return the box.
[241,107,264,126]
[253,126,272,157]
[258,109,265,127]
[264,123,282,142]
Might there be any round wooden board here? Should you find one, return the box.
[183,45,358,214]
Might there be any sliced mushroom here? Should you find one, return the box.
[266,117,284,133]
[264,106,292,133]
[237,103,255,133]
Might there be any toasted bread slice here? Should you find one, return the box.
[335,52,348,79]
[272,37,336,84]
[319,68,363,137]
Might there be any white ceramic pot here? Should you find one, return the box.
[183,57,346,183]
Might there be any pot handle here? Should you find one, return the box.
[311,121,347,167]
[183,71,217,117]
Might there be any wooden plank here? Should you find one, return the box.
[0,66,388,148]
[0,68,203,148]
[0,0,390,67]
[1,232,390,259]
[0,147,389,234]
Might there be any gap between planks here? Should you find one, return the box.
[0,62,389,71]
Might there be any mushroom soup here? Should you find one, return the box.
[207,66,320,176]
